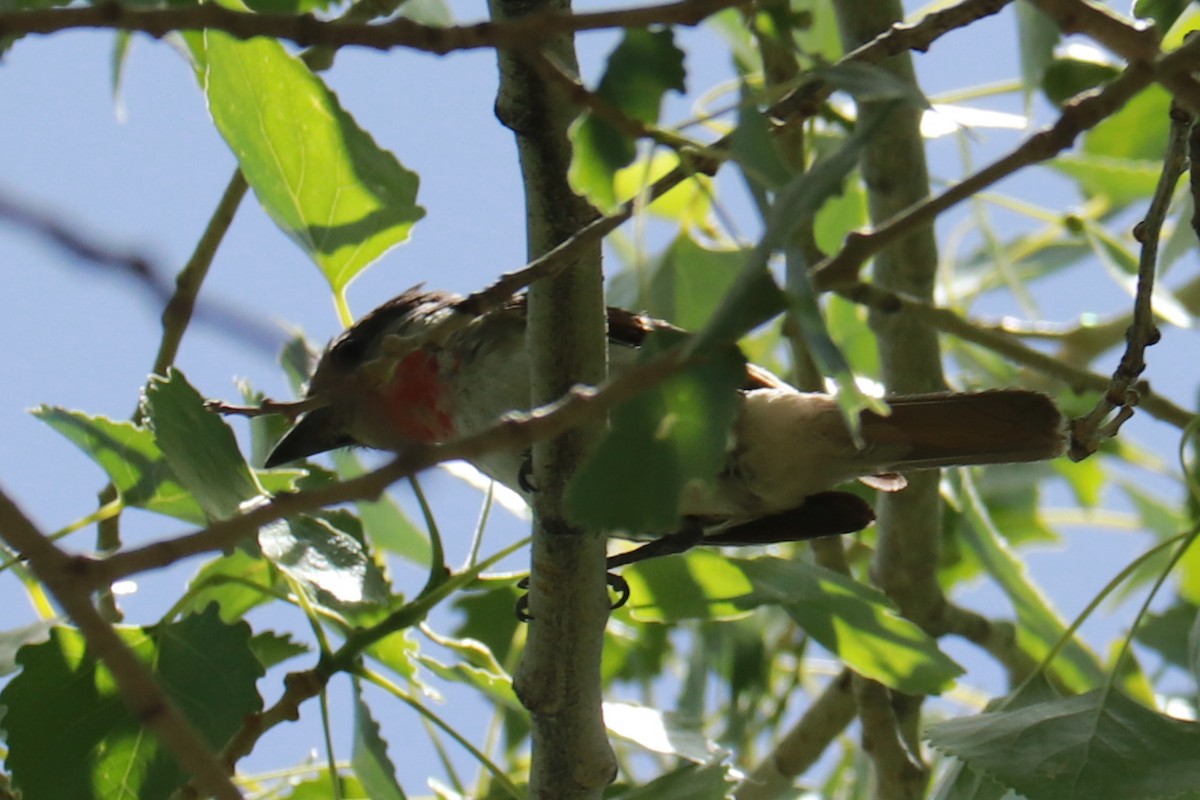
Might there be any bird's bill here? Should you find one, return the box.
[264,406,354,467]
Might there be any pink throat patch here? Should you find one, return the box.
[381,350,455,443]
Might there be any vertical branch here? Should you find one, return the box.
[488,6,614,798]
[832,0,946,628]
[1068,100,1192,459]
[832,1,943,796]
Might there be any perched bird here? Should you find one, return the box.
[267,287,1064,565]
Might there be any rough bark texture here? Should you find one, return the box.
[833,1,944,797]
[488,3,615,796]
[832,0,948,628]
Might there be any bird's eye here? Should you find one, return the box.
[330,331,368,366]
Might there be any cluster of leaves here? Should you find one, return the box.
[5,0,1200,797]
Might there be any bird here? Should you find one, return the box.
[266,287,1065,572]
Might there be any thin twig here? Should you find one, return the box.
[85,346,687,587]
[812,61,1157,290]
[838,282,1194,429]
[1068,100,1193,459]
[734,669,857,800]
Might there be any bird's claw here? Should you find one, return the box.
[517,451,537,493]
[513,572,631,621]
[607,571,631,610]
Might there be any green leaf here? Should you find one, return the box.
[145,369,261,520]
[33,406,205,523]
[603,701,723,762]
[352,682,407,800]
[182,549,278,622]
[1133,0,1192,30]
[194,32,423,294]
[1134,602,1197,671]
[568,28,686,211]
[1051,154,1167,209]
[622,549,757,622]
[249,630,309,669]
[1084,83,1171,161]
[737,557,963,695]
[259,513,390,617]
[813,174,867,257]
[612,151,713,225]
[451,582,523,667]
[643,235,749,330]
[1042,55,1121,107]
[691,111,877,357]
[333,450,431,565]
[283,771,368,799]
[394,0,453,26]
[0,620,55,677]
[414,651,522,711]
[566,331,745,534]
[609,762,737,800]
[2,606,263,800]
[927,689,1200,800]
[953,472,1105,692]
[1015,1,1060,106]
[815,61,930,106]
[730,87,791,195]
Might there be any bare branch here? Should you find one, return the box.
[853,677,927,799]
[0,0,743,54]
[812,61,1156,290]
[1029,0,1200,112]
[838,282,1195,429]
[734,670,857,800]
[1068,100,1192,459]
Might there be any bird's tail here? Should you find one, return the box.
[860,389,1065,471]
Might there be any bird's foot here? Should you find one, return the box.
[514,572,632,621]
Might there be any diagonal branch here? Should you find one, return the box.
[0,488,244,800]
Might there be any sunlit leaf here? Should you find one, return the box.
[182,549,279,623]
[612,151,713,225]
[1133,0,1191,30]
[259,513,390,616]
[927,689,1200,800]
[1051,154,1168,209]
[622,549,757,622]
[192,31,423,294]
[603,701,723,762]
[145,369,261,521]
[569,28,687,211]
[33,406,205,523]
[738,557,963,695]
[1084,83,1171,161]
[953,472,1104,692]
